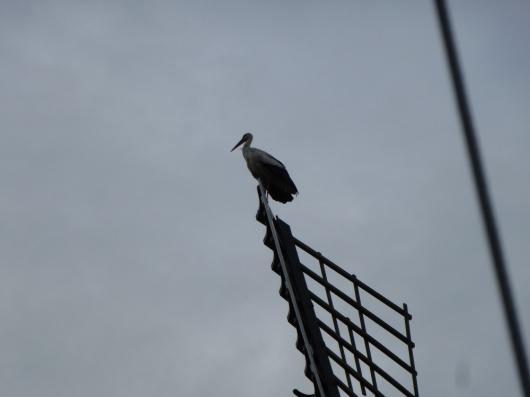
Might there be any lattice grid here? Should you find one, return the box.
[256,184,419,397]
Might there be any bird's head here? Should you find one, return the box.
[230,132,253,152]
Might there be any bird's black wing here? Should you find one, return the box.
[262,162,298,194]
[253,148,298,202]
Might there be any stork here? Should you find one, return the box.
[231,133,298,203]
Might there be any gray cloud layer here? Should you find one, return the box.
[1,1,529,396]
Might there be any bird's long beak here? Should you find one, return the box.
[230,137,246,152]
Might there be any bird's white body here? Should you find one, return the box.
[242,146,284,180]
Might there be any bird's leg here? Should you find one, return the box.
[258,179,269,202]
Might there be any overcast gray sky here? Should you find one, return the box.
[1,1,529,396]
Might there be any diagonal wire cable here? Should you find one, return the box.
[433,1,530,395]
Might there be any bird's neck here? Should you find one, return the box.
[242,142,252,160]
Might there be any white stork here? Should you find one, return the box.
[231,133,298,203]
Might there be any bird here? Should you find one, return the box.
[231,133,298,203]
